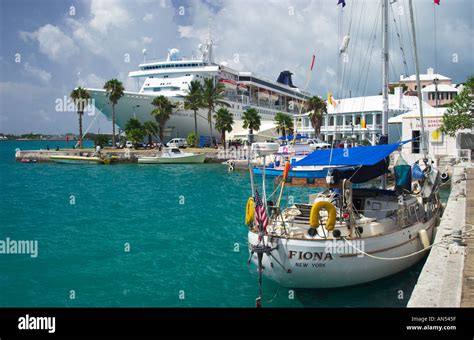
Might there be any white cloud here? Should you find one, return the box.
[84,73,106,88]
[89,0,131,33]
[18,30,36,42]
[24,24,78,62]
[141,36,153,44]
[142,13,153,22]
[23,62,52,84]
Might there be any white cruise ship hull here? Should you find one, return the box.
[93,89,290,142]
[88,89,223,140]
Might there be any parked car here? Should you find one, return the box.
[306,138,331,149]
[125,141,134,148]
[166,138,187,148]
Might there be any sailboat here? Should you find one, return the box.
[245,0,443,305]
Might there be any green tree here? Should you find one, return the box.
[151,95,174,142]
[214,107,234,148]
[143,121,159,146]
[202,78,228,147]
[124,118,145,147]
[187,133,199,147]
[103,79,125,148]
[70,86,90,148]
[242,108,261,143]
[274,112,294,137]
[184,80,203,135]
[306,96,327,139]
[440,75,474,137]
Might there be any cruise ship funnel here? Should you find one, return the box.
[276,71,296,88]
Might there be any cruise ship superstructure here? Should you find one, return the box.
[87,38,311,141]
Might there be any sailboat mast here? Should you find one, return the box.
[381,0,389,189]
[382,0,389,140]
[408,0,428,158]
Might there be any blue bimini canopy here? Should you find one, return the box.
[293,141,410,167]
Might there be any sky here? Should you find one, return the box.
[0,0,472,134]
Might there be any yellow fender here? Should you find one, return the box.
[309,201,337,231]
[245,197,255,225]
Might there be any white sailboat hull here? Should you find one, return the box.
[248,215,437,288]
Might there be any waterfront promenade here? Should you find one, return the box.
[408,164,473,307]
[461,168,474,306]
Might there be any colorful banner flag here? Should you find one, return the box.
[310,55,315,71]
[361,119,366,129]
[338,0,346,8]
[434,0,440,5]
[327,91,337,108]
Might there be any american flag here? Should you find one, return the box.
[254,190,268,230]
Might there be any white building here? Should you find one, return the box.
[388,108,473,165]
[294,87,430,145]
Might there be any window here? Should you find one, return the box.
[376,114,382,124]
[412,130,420,154]
[366,114,373,125]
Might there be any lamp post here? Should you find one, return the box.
[132,105,140,119]
[434,77,439,108]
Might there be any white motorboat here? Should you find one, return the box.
[138,148,206,164]
[49,155,105,164]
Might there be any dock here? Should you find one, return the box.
[15,147,224,164]
[408,163,473,307]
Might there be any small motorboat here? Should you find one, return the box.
[49,155,105,164]
[20,158,37,163]
[138,148,206,164]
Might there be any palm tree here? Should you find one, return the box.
[242,108,261,143]
[274,112,294,138]
[214,107,234,148]
[70,86,90,148]
[103,79,125,148]
[306,96,327,139]
[202,78,227,147]
[143,121,159,147]
[184,80,203,135]
[151,95,174,142]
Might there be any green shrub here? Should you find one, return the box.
[187,133,199,147]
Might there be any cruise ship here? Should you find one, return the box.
[87,38,312,141]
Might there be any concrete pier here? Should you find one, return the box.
[408,163,472,307]
[15,147,224,164]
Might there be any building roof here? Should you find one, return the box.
[388,107,447,124]
[399,67,450,82]
[421,84,459,93]
[298,91,431,117]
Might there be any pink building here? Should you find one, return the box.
[398,67,459,107]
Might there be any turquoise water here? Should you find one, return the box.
[0,141,446,307]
